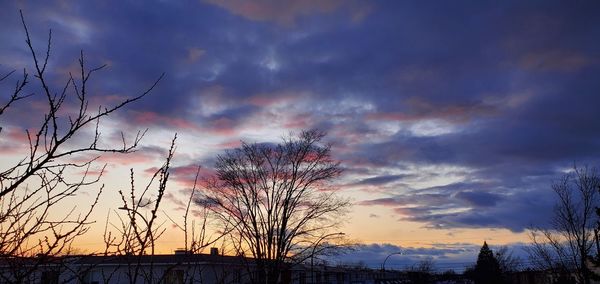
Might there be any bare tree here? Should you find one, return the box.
[527,166,600,284]
[406,258,435,284]
[413,258,435,273]
[495,246,521,273]
[165,165,228,255]
[99,137,233,284]
[101,135,176,284]
[0,11,162,282]
[199,129,350,284]
[163,165,232,284]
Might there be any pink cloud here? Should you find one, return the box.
[0,127,29,154]
[98,151,158,165]
[207,117,236,135]
[187,47,206,63]
[216,139,242,149]
[75,169,107,177]
[89,93,128,107]
[246,93,297,107]
[205,0,371,26]
[163,191,188,209]
[3,127,28,142]
[144,164,216,189]
[518,49,594,72]
[132,111,201,131]
[130,110,245,138]
[282,114,313,129]
[393,207,419,216]
[367,97,497,123]
[126,107,245,138]
[0,143,25,155]
[366,112,417,122]
[64,150,160,170]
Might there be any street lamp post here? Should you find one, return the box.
[382,251,402,271]
[310,232,345,284]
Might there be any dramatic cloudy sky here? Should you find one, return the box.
[1,0,600,270]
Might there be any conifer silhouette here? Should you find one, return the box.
[473,242,502,284]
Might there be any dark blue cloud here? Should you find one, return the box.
[354,174,410,186]
[327,242,522,272]
[454,191,503,208]
[328,242,532,272]
[360,180,556,232]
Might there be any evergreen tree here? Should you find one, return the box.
[472,242,503,284]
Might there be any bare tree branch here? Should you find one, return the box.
[0,11,163,282]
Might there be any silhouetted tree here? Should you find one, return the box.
[105,135,176,283]
[439,270,459,282]
[527,166,600,284]
[0,11,162,282]
[471,242,502,284]
[407,258,435,284]
[494,245,522,282]
[199,130,350,284]
[495,246,521,274]
[592,184,600,280]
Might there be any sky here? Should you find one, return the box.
[1,0,600,271]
